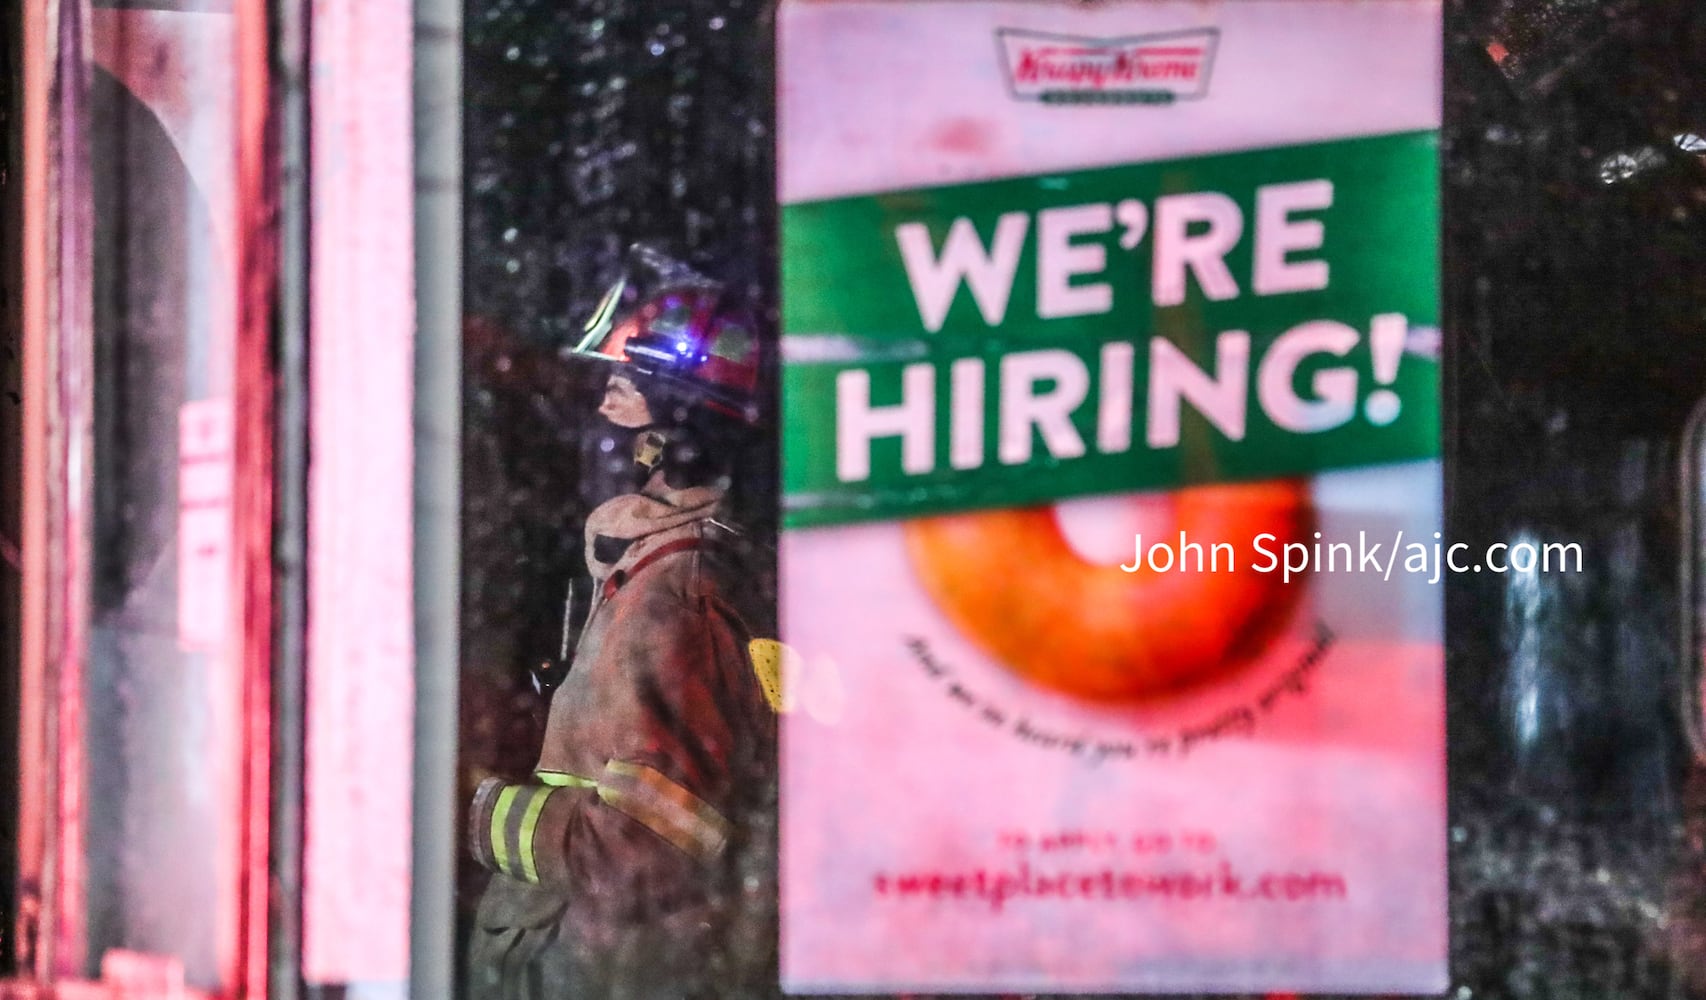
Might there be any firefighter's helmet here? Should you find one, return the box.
[570,246,761,425]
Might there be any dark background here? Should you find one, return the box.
[459,0,1706,997]
[1446,1,1706,997]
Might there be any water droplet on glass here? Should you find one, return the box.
[1596,146,1665,187]
[1597,151,1641,185]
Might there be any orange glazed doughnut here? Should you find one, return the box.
[902,480,1314,703]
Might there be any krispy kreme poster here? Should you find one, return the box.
[778,1,1445,994]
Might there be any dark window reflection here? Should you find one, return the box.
[459,2,777,997]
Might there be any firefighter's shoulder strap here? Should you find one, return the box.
[599,536,707,602]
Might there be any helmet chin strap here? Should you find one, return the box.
[582,421,657,511]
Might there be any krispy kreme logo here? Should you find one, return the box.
[997,27,1218,105]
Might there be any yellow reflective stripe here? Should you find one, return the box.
[597,760,731,863]
[516,786,556,884]
[534,769,599,789]
[489,785,520,876]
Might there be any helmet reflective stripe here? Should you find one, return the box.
[574,276,628,355]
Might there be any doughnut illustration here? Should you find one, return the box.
[902,480,1314,703]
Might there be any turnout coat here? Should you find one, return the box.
[467,484,777,1000]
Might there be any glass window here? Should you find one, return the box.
[457,3,778,996]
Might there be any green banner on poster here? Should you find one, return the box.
[783,131,1438,527]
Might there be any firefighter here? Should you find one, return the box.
[465,261,777,1000]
